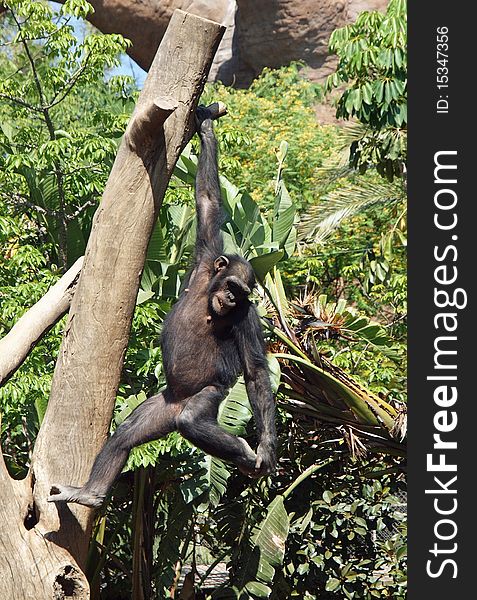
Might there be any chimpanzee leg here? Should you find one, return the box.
[176,386,258,475]
[48,391,180,507]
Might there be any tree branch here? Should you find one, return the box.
[3,192,57,217]
[0,256,83,387]
[66,200,97,221]
[45,53,92,110]
[125,96,179,151]
[126,98,227,151]
[0,92,41,112]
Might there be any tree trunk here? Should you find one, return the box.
[0,10,224,599]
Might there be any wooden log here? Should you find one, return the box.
[0,257,83,387]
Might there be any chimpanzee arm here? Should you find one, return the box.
[235,306,277,475]
[195,108,224,261]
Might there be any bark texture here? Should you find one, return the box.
[0,257,83,387]
[0,11,224,599]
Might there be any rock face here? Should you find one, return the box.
[347,0,388,21]
[230,0,347,85]
[75,0,388,86]
[222,0,388,86]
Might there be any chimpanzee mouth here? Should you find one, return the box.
[212,293,236,315]
[224,290,236,304]
[219,295,236,308]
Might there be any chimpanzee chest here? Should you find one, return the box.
[161,293,242,399]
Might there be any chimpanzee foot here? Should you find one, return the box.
[47,484,105,508]
[235,438,263,478]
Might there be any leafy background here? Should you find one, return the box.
[0,1,406,598]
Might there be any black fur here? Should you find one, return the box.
[48,106,277,508]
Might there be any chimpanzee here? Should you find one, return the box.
[48,106,277,508]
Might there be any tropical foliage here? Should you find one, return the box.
[0,1,406,598]
[325,0,407,181]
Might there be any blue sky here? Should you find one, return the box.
[62,4,147,88]
[110,53,147,88]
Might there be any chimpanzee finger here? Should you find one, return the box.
[195,104,212,128]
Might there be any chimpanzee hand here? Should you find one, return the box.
[195,105,214,136]
[253,439,276,477]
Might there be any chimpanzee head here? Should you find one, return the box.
[208,254,255,317]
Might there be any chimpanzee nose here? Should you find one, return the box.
[227,276,251,297]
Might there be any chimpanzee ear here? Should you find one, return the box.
[214,255,230,272]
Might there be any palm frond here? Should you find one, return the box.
[298,179,405,245]
[313,123,368,186]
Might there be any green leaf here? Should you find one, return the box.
[282,226,297,259]
[39,175,58,210]
[139,265,157,293]
[362,82,373,105]
[1,122,15,143]
[180,454,231,508]
[251,496,289,581]
[397,544,407,560]
[245,581,271,598]
[54,129,73,139]
[114,392,147,426]
[325,578,341,592]
[345,90,355,114]
[168,203,193,231]
[384,80,394,105]
[297,563,309,575]
[276,140,289,164]
[173,156,196,186]
[34,396,48,426]
[204,455,231,507]
[373,80,385,103]
[264,267,289,318]
[61,0,94,18]
[353,87,362,111]
[299,180,404,245]
[147,222,168,263]
[136,289,155,305]
[218,377,253,436]
[160,263,181,299]
[65,218,87,265]
[267,354,281,394]
[273,198,295,248]
[153,493,194,586]
[249,251,284,283]
[273,352,397,430]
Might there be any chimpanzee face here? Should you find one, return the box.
[208,255,255,317]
